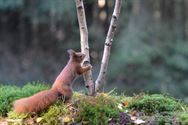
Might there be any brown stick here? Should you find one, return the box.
[75,0,95,95]
[95,0,122,92]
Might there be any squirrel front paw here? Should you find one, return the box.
[88,64,92,70]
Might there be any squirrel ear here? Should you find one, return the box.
[67,49,75,55]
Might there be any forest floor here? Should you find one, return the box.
[0,83,188,125]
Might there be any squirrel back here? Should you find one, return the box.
[13,49,91,113]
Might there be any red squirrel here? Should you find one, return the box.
[13,49,91,113]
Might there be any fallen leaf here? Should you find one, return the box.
[25,118,35,125]
[36,117,43,123]
[131,110,137,116]
[131,116,137,121]
[123,100,129,107]
[118,103,123,110]
[6,119,22,123]
[100,92,108,97]
[63,116,70,123]
[133,119,146,124]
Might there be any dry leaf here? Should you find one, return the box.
[123,100,129,107]
[36,117,43,123]
[131,116,137,121]
[100,92,108,97]
[133,119,146,124]
[118,103,123,110]
[131,110,137,116]
[63,116,70,123]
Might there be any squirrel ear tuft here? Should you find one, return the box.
[67,49,76,55]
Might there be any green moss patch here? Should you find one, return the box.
[75,94,120,125]
[177,112,188,125]
[128,94,186,115]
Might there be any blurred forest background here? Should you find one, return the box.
[0,0,188,100]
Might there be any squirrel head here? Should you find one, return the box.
[67,49,85,63]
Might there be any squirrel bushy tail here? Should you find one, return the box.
[13,89,60,113]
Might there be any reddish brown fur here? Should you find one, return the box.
[13,49,91,113]
[14,89,59,113]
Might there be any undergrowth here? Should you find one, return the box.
[0,83,188,125]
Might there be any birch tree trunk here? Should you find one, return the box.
[95,0,122,92]
[75,0,95,95]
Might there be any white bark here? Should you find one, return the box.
[95,0,122,92]
[75,0,95,95]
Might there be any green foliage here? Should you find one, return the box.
[8,101,67,125]
[177,112,188,125]
[0,82,49,116]
[0,85,20,116]
[39,101,68,124]
[8,111,29,119]
[128,94,184,115]
[21,82,49,97]
[75,94,119,125]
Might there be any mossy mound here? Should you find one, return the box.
[128,93,185,115]
[6,93,121,125]
[0,83,187,125]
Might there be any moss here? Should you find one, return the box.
[155,115,178,125]
[177,112,188,125]
[0,85,21,116]
[21,82,49,97]
[128,94,185,115]
[72,91,85,100]
[8,111,29,119]
[0,82,49,116]
[0,84,188,125]
[75,93,120,125]
[39,101,68,124]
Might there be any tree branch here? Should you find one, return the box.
[95,0,122,92]
[75,0,95,95]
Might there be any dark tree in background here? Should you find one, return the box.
[0,0,188,100]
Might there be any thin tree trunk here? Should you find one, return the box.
[75,0,95,96]
[95,0,122,92]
